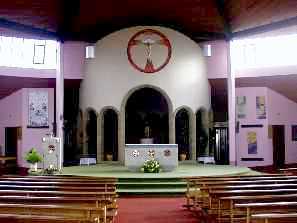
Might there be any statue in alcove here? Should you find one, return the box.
[144,122,151,138]
[141,121,154,144]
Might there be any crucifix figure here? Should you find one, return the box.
[130,35,169,73]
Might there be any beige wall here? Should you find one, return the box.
[80,26,211,162]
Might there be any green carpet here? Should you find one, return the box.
[60,163,254,194]
[60,162,252,178]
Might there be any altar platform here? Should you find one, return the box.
[60,162,257,194]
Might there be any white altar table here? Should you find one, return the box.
[125,144,178,172]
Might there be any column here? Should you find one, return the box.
[191,112,196,161]
[56,42,64,169]
[227,41,236,165]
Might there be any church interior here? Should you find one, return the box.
[1,0,297,222]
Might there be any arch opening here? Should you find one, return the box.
[102,109,119,161]
[175,108,190,160]
[125,87,169,144]
[86,109,97,159]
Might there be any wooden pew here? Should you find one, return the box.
[0,214,97,223]
[188,183,297,210]
[0,203,109,223]
[0,176,118,223]
[0,184,116,192]
[252,213,297,223]
[185,175,297,207]
[1,175,117,182]
[235,201,297,223]
[218,193,297,222]
[206,188,297,216]
[0,195,115,208]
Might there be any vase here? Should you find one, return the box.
[106,154,113,161]
[179,154,187,161]
[30,163,38,172]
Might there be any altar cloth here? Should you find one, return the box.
[125,144,178,172]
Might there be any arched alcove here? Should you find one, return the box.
[125,87,170,144]
[196,107,209,158]
[102,109,119,161]
[86,108,97,158]
[175,108,190,160]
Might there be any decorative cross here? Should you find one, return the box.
[148,149,155,158]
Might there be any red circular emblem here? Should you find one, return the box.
[127,29,172,74]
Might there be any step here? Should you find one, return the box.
[117,181,186,185]
[117,187,186,194]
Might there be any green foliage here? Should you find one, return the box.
[140,159,161,173]
[25,148,42,164]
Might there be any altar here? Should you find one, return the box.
[125,144,178,172]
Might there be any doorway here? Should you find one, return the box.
[5,127,19,157]
[272,125,285,169]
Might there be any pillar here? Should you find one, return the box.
[190,112,196,161]
[227,41,236,165]
[56,42,64,169]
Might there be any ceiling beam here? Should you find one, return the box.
[232,16,297,39]
[77,17,226,43]
[0,17,58,39]
[57,0,81,41]
[215,0,232,40]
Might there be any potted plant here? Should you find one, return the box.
[25,148,42,172]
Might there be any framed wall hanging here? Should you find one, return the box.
[28,90,49,128]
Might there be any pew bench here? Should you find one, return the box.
[217,194,297,222]
[0,203,113,223]
[0,213,97,223]
[235,201,297,223]
[0,195,117,209]
[252,213,297,223]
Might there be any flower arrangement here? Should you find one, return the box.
[140,159,161,173]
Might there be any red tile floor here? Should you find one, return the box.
[117,196,199,223]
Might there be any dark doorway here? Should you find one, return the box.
[86,110,97,158]
[63,87,80,165]
[214,127,229,165]
[103,109,118,161]
[272,125,285,169]
[175,109,190,160]
[5,127,19,157]
[125,87,169,144]
[196,109,208,158]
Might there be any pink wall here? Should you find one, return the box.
[20,88,54,167]
[0,41,86,79]
[204,41,297,80]
[201,40,229,79]
[235,65,297,78]
[267,88,297,164]
[0,88,54,167]
[236,87,271,167]
[63,41,87,79]
[0,90,23,156]
[236,87,297,167]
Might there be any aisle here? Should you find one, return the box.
[117,197,198,223]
